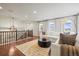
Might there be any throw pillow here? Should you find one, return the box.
[59,33,77,46]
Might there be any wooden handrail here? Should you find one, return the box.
[0,30,25,33]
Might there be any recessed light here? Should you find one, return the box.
[33,11,37,14]
[0,6,3,10]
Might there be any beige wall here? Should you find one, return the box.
[0,15,77,37]
[39,16,77,36]
[0,19,24,31]
[33,22,39,36]
[0,18,39,36]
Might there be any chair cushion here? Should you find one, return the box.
[59,33,77,46]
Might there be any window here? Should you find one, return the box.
[48,21,55,31]
[64,20,72,33]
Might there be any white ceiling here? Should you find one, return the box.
[0,3,79,21]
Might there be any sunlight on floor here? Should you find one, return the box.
[9,46,15,56]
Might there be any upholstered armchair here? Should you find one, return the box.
[51,33,79,56]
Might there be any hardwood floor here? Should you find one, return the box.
[0,37,37,56]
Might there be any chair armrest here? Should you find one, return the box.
[55,38,59,44]
[51,43,61,56]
